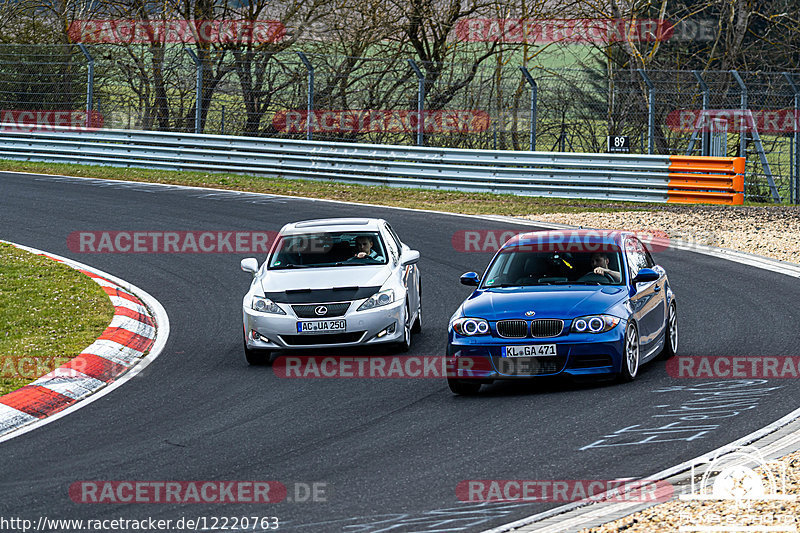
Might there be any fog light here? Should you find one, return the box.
[377,323,397,338]
[251,330,268,342]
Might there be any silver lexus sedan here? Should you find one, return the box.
[240,218,422,364]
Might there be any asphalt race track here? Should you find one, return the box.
[2,171,800,532]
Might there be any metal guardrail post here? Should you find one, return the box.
[519,66,538,151]
[784,72,800,204]
[637,69,655,154]
[297,52,314,141]
[77,44,94,128]
[408,59,425,147]
[184,48,203,134]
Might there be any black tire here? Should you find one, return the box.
[447,377,482,395]
[659,301,678,359]
[411,302,422,334]
[243,332,272,366]
[396,304,412,352]
[618,322,640,382]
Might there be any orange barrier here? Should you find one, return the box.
[667,156,745,205]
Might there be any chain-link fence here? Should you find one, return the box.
[0,43,798,203]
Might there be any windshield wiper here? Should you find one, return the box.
[271,264,311,269]
[554,280,602,285]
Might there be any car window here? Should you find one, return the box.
[625,238,649,278]
[644,247,656,268]
[268,231,388,269]
[481,247,625,287]
[385,224,403,251]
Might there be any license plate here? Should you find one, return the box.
[503,344,557,357]
[297,320,346,333]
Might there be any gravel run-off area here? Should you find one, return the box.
[523,204,800,264]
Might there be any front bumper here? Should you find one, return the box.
[446,324,626,379]
[243,298,405,351]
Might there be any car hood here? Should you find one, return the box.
[461,286,627,320]
[259,265,390,294]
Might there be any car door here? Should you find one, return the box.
[626,237,664,350]
[385,223,420,320]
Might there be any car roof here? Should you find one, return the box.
[279,218,385,235]
[501,229,637,250]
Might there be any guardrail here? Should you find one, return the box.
[0,125,745,204]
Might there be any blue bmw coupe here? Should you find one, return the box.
[446,230,677,395]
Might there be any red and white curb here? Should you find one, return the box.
[0,240,169,441]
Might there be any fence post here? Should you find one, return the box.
[408,59,425,146]
[731,70,780,202]
[78,44,94,128]
[731,70,748,157]
[297,52,314,141]
[695,70,710,156]
[784,73,800,204]
[519,66,537,151]
[637,69,655,154]
[184,47,203,134]
[221,105,226,135]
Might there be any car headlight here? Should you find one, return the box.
[451,317,490,336]
[357,289,394,311]
[251,296,286,315]
[571,314,620,334]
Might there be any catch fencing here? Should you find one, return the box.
[0,44,794,202]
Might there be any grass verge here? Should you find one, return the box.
[0,243,115,396]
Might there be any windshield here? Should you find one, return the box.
[481,247,625,287]
[268,231,388,269]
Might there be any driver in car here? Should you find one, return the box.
[353,235,385,261]
[590,252,621,282]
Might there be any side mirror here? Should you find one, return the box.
[632,268,659,284]
[401,249,420,266]
[460,272,480,286]
[241,257,259,275]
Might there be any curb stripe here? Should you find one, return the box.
[80,339,144,366]
[96,327,154,352]
[0,404,38,431]
[108,315,156,338]
[0,386,76,418]
[33,375,106,400]
[112,307,155,326]
[109,296,149,314]
[62,353,129,382]
[101,286,139,303]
